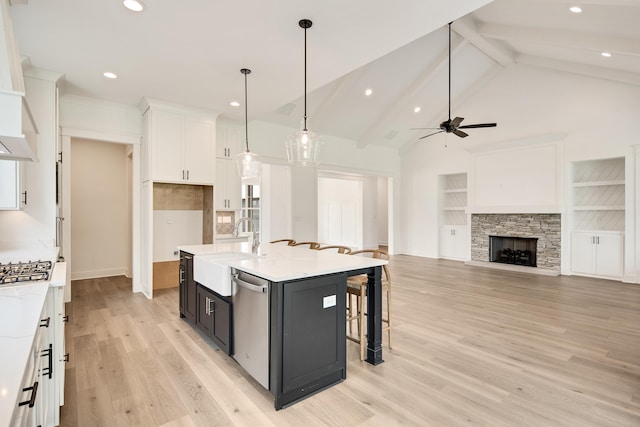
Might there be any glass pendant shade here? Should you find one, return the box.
[236,68,260,179]
[286,123,321,166]
[236,150,261,179]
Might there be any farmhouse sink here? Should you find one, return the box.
[193,252,257,296]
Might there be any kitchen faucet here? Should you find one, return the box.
[232,217,260,253]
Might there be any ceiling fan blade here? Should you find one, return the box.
[453,129,468,138]
[458,123,497,129]
[450,117,464,127]
[419,130,444,140]
[409,127,441,130]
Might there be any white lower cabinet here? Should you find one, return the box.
[14,297,51,427]
[439,226,468,260]
[571,231,623,278]
[13,284,67,427]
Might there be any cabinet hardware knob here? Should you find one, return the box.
[40,317,50,328]
[187,170,190,180]
[63,315,69,323]
[22,191,27,205]
[63,353,70,363]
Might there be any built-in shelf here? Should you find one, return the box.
[572,180,625,188]
[573,206,625,211]
[571,157,625,232]
[439,172,468,228]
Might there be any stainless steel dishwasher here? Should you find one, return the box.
[231,269,270,389]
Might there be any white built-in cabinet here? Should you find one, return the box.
[141,99,217,185]
[570,157,625,279]
[571,231,623,278]
[439,225,468,260]
[215,158,241,210]
[438,173,468,260]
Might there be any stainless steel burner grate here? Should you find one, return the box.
[0,260,52,284]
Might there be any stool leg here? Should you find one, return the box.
[359,284,366,361]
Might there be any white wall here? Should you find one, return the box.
[400,63,640,281]
[153,210,202,262]
[377,176,389,246]
[70,138,130,280]
[249,119,401,246]
[317,176,363,248]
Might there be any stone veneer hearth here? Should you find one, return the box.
[471,214,561,272]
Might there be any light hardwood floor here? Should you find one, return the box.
[60,256,640,426]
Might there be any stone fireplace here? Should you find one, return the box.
[471,214,561,272]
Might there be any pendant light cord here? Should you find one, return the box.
[448,22,452,122]
[244,71,249,152]
[303,23,308,132]
[240,68,251,152]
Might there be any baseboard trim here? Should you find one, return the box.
[71,268,127,281]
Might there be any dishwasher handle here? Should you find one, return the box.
[232,274,268,293]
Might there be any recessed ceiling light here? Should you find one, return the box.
[123,0,145,12]
[601,52,612,58]
[364,88,373,96]
[414,107,421,113]
[103,72,118,79]
[569,6,582,13]
[230,101,240,107]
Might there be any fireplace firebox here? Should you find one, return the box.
[489,236,537,267]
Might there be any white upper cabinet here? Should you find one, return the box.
[215,158,241,210]
[216,127,242,159]
[141,98,219,185]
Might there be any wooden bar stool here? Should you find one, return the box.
[291,241,320,249]
[270,239,296,245]
[315,245,352,254]
[346,249,392,361]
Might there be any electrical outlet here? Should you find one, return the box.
[173,250,179,256]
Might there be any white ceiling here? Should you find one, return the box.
[8,0,640,152]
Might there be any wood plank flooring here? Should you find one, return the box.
[60,256,640,426]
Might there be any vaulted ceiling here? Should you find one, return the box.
[8,0,640,153]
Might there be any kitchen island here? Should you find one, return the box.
[177,242,387,409]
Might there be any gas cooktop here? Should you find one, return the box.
[0,260,53,285]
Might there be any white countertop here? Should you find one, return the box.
[0,282,49,427]
[178,243,387,282]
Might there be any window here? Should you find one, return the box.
[240,184,260,234]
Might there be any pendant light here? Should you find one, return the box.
[286,19,321,166]
[235,68,261,179]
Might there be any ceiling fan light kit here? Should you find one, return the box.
[235,68,261,180]
[286,18,322,166]
[415,22,497,141]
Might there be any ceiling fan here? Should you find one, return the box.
[413,22,496,140]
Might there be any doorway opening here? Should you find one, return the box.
[69,138,133,281]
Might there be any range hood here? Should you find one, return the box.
[0,88,38,161]
[0,0,38,161]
